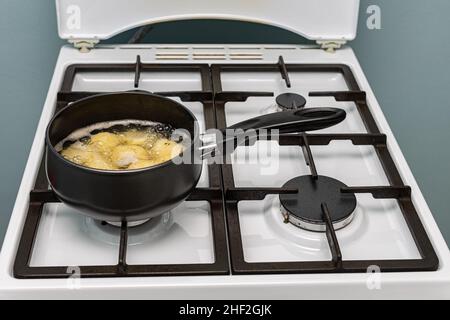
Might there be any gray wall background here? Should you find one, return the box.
[0,0,449,246]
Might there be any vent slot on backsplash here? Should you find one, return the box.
[192,46,226,50]
[229,47,262,50]
[155,52,190,60]
[264,46,297,50]
[229,53,264,60]
[155,46,190,50]
[193,53,227,61]
[119,46,154,50]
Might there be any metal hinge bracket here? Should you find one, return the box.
[316,40,347,53]
[69,40,99,53]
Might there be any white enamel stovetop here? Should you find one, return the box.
[0,44,449,299]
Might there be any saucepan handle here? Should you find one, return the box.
[228,107,346,133]
[200,107,346,159]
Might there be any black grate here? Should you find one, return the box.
[14,62,229,279]
[13,58,439,279]
[210,62,439,274]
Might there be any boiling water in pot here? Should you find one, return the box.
[56,120,184,170]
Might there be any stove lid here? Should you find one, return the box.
[56,0,360,49]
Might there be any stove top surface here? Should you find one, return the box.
[1,45,449,299]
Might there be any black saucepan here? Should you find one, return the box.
[46,92,346,223]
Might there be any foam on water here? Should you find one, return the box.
[55,119,165,151]
[55,119,184,171]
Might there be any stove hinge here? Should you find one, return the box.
[69,39,99,53]
[316,40,347,53]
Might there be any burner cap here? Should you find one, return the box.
[280,175,357,232]
[276,93,307,110]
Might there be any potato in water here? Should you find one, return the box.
[58,121,184,170]
[60,141,93,165]
[151,139,185,163]
[90,132,121,156]
[111,145,150,168]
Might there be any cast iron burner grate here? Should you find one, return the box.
[211,61,438,274]
[13,62,230,279]
[280,175,357,232]
[13,56,439,279]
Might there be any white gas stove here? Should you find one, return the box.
[0,0,449,299]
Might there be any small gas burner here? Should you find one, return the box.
[280,175,357,232]
[276,93,307,111]
[86,212,173,246]
[106,219,151,228]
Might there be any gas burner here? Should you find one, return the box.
[279,175,357,232]
[276,93,307,111]
[85,212,173,246]
[105,219,151,228]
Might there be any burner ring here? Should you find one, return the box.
[84,212,173,246]
[279,175,357,232]
[276,93,307,110]
[106,219,151,228]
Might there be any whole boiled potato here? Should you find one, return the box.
[111,145,150,168]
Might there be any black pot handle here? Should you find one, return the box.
[227,107,346,133]
[200,107,346,159]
